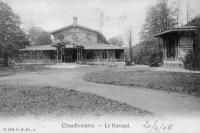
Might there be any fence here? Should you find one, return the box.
[13,58,58,65]
[82,58,125,66]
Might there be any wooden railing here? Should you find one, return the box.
[81,58,125,66]
[82,58,125,63]
[13,59,58,65]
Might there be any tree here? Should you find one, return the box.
[108,36,124,46]
[0,1,29,65]
[186,0,193,23]
[28,26,52,46]
[126,26,134,63]
[186,15,200,69]
[135,0,177,66]
[140,0,177,40]
[94,8,110,32]
[132,38,163,66]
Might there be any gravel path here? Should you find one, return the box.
[0,65,200,119]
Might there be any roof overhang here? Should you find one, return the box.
[77,43,124,50]
[20,41,124,51]
[153,26,197,38]
[20,45,57,51]
[52,40,83,48]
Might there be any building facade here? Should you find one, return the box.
[153,26,198,68]
[20,17,124,65]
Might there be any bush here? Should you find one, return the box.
[131,38,163,67]
[184,50,200,70]
[149,52,163,67]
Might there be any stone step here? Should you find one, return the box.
[163,62,183,68]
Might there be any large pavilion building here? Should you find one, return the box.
[20,17,125,65]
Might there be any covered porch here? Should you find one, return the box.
[80,43,125,65]
[19,42,125,65]
[153,26,197,68]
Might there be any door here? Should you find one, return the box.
[166,39,176,59]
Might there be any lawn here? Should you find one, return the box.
[84,69,200,96]
[0,67,16,77]
[0,64,45,77]
[0,85,151,117]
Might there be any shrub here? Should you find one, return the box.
[149,52,163,67]
[183,50,200,70]
[131,38,163,67]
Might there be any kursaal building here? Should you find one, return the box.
[20,17,125,65]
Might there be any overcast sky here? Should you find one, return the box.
[2,0,200,44]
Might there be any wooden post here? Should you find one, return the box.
[164,40,167,60]
[113,50,116,62]
[56,49,58,63]
[107,50,109,62]
[193,31,197,69]
[175,37,178,59]
[80,48,82,63]
[76,48,78,62]
[61,48,62,63]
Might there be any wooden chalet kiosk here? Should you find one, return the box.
[153,26,198,68]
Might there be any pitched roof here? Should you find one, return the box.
[153,26,197,37]
[50,24,109,44]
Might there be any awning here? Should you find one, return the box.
[153,26,197,37]
[20,43,124,51]
[78,43,124,50]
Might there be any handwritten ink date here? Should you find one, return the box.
[143,120,173,132]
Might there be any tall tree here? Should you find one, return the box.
[28,26,52,46]
[134,0,177,66]
[108,36,124,47]
[94,8,110,32]
[140,0,177,40]
[127,26,133,63]
[0,1,28,65]
[186,0,193,23]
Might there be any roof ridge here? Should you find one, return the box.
[51,24,101,34]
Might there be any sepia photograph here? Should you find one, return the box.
[0,0,200,132]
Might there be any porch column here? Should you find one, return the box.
[76,48,79,61]
[175,38,178,59]
[107,50,109,61]
[80,48,82,62]
[56,49,58,63]
[193,31,198,68]
[60,48,63,63]
[163,40,167,60]
[114,50,116,62]
[162,40,165,60]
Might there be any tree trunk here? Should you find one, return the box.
[3,54,9,66]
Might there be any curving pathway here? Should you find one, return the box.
[0,65,200,119]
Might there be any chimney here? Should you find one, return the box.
[73,17,78,26]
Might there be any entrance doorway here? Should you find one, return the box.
[63,49,77,62]
[166,39,175,59]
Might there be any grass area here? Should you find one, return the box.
[84,69,200,96]
[0,64,46,77]
[0,85,151,117]
[0,71,16,77]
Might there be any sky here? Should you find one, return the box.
[2,0,200,45]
